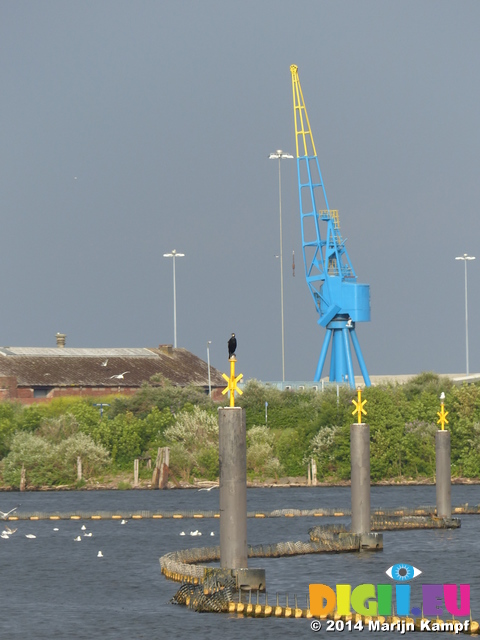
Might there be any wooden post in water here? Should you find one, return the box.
[77,456,82,482]
[152,448,161,488]
[307,461,311,486]
[20,464,26,492]
[152,447,170,489]
[159,447,170,489]
[134,458,139,487]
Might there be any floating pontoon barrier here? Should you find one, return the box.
[5,503,480,521]
[164,513,469,632]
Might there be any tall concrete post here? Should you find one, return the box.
[350,423,371,535]
[219,407,247,569]
[436,430,451,517]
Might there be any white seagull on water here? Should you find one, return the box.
[3,526,17,535]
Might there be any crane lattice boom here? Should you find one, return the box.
[290,64,371,387]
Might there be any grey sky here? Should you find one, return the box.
[1,1,480,382]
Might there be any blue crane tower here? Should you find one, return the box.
[290,65,371,388]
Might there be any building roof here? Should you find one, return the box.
[0,346,225,389]
[0,347,158,358]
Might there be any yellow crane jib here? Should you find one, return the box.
[352,387,367,425]
[290,64,317,161]
[221,357,243,408]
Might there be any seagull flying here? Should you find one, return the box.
[110,372,130,380]
[0,506,18,520]
[101,359,108,367]
[198,485,218,492]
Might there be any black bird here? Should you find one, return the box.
[228,333,237,359]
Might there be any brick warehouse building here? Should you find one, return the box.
[0,341,226,404]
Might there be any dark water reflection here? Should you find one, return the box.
[1,485,478,640]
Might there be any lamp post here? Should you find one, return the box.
[269,149,293,382]
[207,340,212,397]
[163,249,185,348]
[455,253,475,375]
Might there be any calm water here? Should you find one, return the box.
[1,485,478,640]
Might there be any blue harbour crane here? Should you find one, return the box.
[290,65,371,388]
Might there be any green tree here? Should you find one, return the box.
[274,428,305,476]
[0,402,21,457]
[246,426,282,479]
[164,406,218,481]
[2,431,109,487]
[306,425,341,478]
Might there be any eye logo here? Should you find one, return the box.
[386,563,422,582]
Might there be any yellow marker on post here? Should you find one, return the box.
[352,387,367,424]
[221,357,243,407]
[437,395,449,430]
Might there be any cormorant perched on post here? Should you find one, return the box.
[228,333,237,359]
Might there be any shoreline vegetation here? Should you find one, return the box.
[0,475,479,492]
[1,372,480,491]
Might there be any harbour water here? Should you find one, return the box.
[1,485,479,639]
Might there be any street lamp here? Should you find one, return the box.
[455,253,475,375]
[207,340,212,397]
[269,149,293,382]
[163,249,185,348]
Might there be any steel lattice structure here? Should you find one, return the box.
[290,65,371,387]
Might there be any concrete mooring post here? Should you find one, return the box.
[350,423,371,535]
[350,422,382,551]
[436,430,451,517]
[218,406,265,590]
[219,407,247,569]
